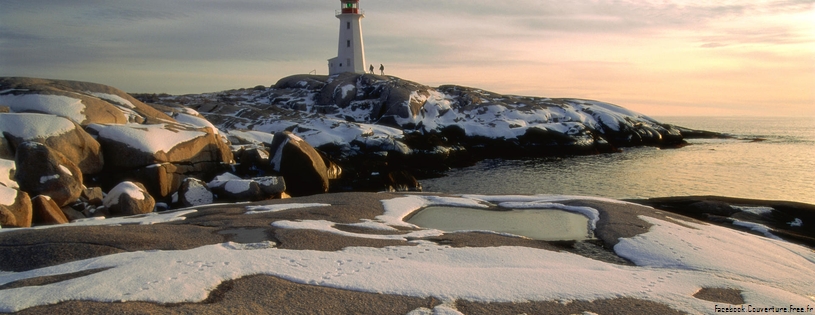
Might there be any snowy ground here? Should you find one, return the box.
[0,194,813,314]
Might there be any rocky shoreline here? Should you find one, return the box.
[1,75,735,228]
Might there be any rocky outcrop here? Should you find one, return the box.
[142,73,721,193]
[14,142,83,207]
[103,181,155,216]
[0,78,234,204]
[269,131,329,196]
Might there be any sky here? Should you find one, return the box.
[1,0,813,117]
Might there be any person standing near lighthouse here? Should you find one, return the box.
[328,0,366,75]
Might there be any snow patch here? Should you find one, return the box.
[88,123,206,154]
[245,203,330,215]
[86,92,135,109]
[0,185,17,206]
[0,113,77,140]
[174,113,219,134]
[224,180,252,194]
[0,159,17,189]
[731,205,774,216]
[788,218,803,227]
[86,93,143,122]
[0,94,86,124]
[39,174,60,184]
[732,220,782,240]
[58,165,72,176]
[271,219,444,241]
[182,180,212,206]
[339,84,355,99]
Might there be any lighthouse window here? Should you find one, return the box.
[347,22,351,29]
[347,40,351,47]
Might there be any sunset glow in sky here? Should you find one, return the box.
[1,0,813,116]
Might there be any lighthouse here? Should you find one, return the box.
[328,0,366,75]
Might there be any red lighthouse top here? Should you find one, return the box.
[340,0,359,14]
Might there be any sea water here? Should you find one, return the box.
[422,116,815,205]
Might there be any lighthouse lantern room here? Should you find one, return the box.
[328,0,366,75]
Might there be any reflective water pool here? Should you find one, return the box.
[406,206,593,241]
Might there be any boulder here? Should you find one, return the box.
[209,178,264,202]
[207,173,285,202]
[268,131,329,196]
[234,147,273,177]
[0,186,32,227]
[60,206,86,221]
[31,195,69,225]
[87,123,232,170]
[178,178,214,207]
[86,123,233,197]
[14,142,83,207]
[103,181,155,217]
[256,176,286,196]
[125,163,185,199]
[81,186,105,206]
[0,113,104,174]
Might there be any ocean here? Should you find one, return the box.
[421,116,815,205]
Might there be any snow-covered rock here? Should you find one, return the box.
[103,181,155,216]
[0,113,104,175]
[13,142,83,207]
[139,73,700,191]
[207,174,285,202]
[0,186,31,227]
[0,77,174,126]
[86,123,233,198]
[178,178,213,207]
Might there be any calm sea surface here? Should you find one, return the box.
[422,116,815,204]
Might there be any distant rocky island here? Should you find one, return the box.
[1,74,729,228]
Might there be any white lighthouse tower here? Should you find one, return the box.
[328,0,366,75]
